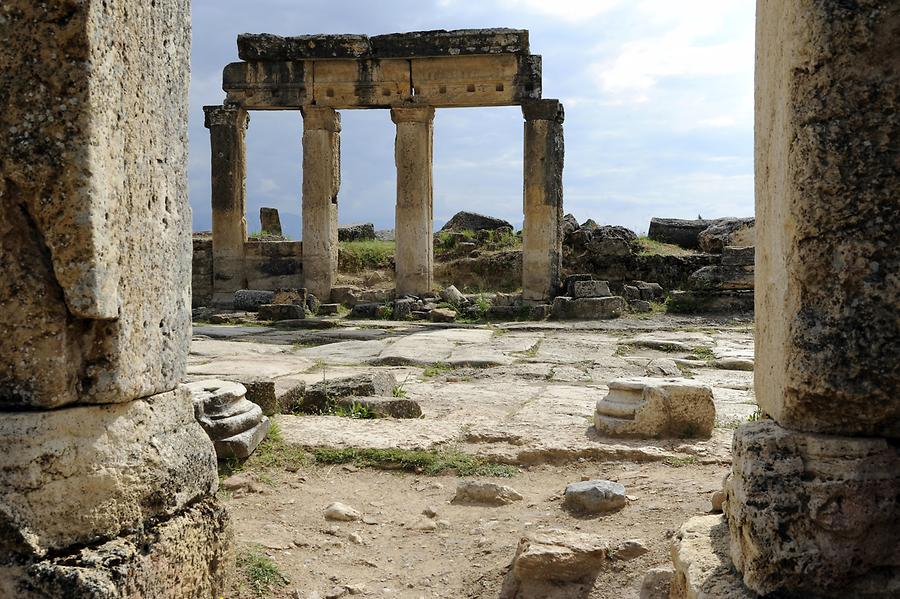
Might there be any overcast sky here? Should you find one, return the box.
[189,0,755,238]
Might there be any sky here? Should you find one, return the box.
[189,0,755,239]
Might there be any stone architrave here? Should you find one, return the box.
[522,99,564,301]
[392,106,435,296]
[754,0,900,437]
[594,378,715,439]
[301,106,341,300]
[204,104,250,307]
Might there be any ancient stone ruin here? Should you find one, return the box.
[201,28,564,306]
[0,0,230,596]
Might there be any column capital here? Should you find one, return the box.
[390,106,435,124]
[203,104,249,129]
[301,106,341,132]
[522,99,564,124]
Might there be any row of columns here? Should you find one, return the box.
[204,100,563,304]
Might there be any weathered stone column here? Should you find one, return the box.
[301,106,340,300]
[204,104,249,307]
[667,3,900,598]
[521,100,564,302]
[391,106,435,296]
[0,1,231,596]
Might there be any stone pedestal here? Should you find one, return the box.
[392,106,435,296]
[204,104,250,307]
[522,100,564,301]
[301,106,341,300]
[1,0,232,595]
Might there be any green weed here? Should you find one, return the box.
[237,545,289,597]
[312,447,518,477]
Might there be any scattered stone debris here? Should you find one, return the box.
[453,481,524,506]
[594,378,715,438]
[324,502,362,522]
[510,529,608,583]
[186,380,270,459]
[338,223,376,242]
[612,539,649,560]
[563,480,627,514]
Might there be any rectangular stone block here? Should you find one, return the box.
[0,387,218,559]
[725,420,900,597]
[755,0,900,436]
[2,497,233,599]
[572,280,611,299]
[551,296,625,320]
[243,240,304,290]
[0,0,192,408]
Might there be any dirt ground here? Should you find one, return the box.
[193,313,754,598]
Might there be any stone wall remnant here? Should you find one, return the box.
[259,207,283,235]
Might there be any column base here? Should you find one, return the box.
[1,497,233,598]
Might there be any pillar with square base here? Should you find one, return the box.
[301,106,341,301]
[204,104,250,307]
[522,100,564,302]
[392,106,436,296]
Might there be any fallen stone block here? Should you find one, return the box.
[635,281,665,301]
[698,218,755,254]
[332,396,422,418]
[552,296,626,320]
[563,480,626,514]
[441,211,513,232]
[301,373,397,413]
[721,245,754,266]
[258,303,305,321]
[430,307,457,322]
[453,481,523,506]
[640,567,674,599]
[350,302,382,318]
[572,280,611,298]
[214,417,270,460]
[725,420,900,597]
[594,378,715,438]
[511,530,607,582]
[318,303,341,315]
[271,287,307,305]
[233,289,275,311]
[666,290,754,314]
[562,273,593,297]
[331,286,361,306]
[306,293,321,314]
[670,515,756,599]
[630,299,652,313]
[688,265,754,291]
[238,379,278,416]
[440,285,466,306]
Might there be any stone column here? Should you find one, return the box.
[391,106,435,296]
[204,104,249,307]
[301,106,340,300]
[0,1,231,596]
[521,100,564,302]
[667,3,900,598]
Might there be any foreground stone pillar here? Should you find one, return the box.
[301,106,340,300]
[205,104,250,307]
[0,1,231,596]
[522,100,564,302]
[715,2,900,598]
[392,106,435,296]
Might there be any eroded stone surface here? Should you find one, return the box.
[0,388,217,558]
[670,515,755,599]
[594,378,715,439]
[511,530,607,582]
[725,420,900,597]
[0,0,192,408]
[186,379,270,459]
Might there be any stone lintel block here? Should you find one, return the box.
[237,29,529,61]
[522,98,565,123]
[669,515,757,599]
[2,497,233,599]
[594,378,715,439]
[725,420,900,598]
[0,0,192,408]
[0,387,218,559]
[301,105,341,131]
[754,0,900,436]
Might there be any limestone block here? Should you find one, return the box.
[563,480,626,514]
[233,289,276,311]
[594,378,715,438]
[259,207,283,235]
[511,530,607,582]
[697,218,755,254]
[552,296,626,320]
[667,290,754,314]
[669,515,756,599]
[720,245,754,266]
[215,417,271,460]
[755,0,900,436]
[572,280,611,298]
[0,0,192,408]
[272,287,308,305]
[301,373,397,413]
[186,380,270,459]
[4,497,233,599]
[332,396,422,419]
[0,388,217,558]
[688,265,754,291]
[725,420,900,597]
[258,303,305,321]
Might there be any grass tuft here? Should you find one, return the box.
[637,236,694,257]
[237,545,289,597]
[663,455,700,468]
[339,240,395,272]
[312,447,518,477]
[422,362,457,378]
[690,346,716,363]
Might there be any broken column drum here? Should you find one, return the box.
[0,0,232,596]
[206,28,563,304]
